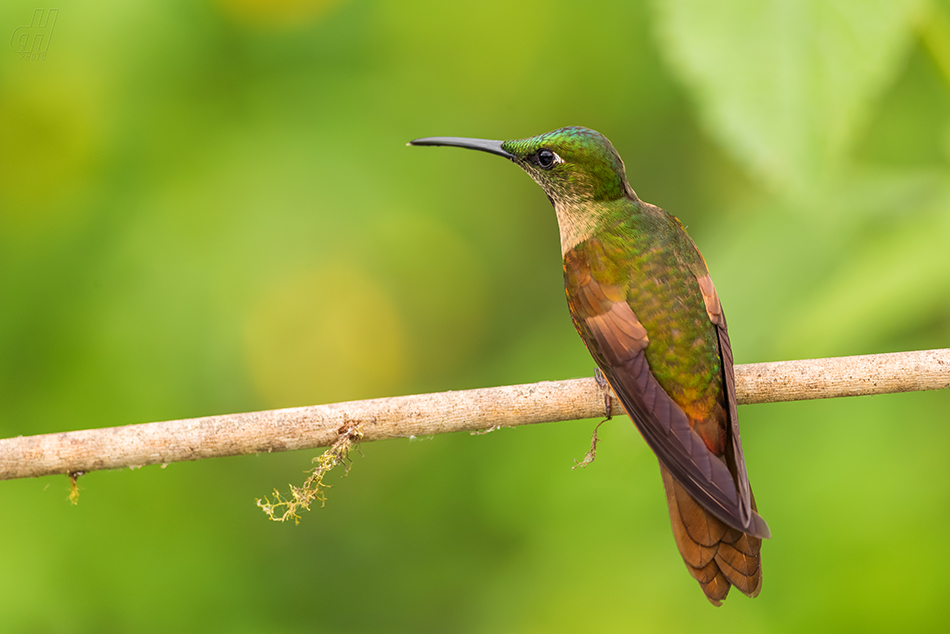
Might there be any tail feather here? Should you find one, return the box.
[686,559,731,606]
[660,464,763,605]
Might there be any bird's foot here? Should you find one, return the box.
[571,368,614,469]
[594,367,614,420]
[573,369,615,469]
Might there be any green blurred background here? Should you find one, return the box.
[2,0,949,631]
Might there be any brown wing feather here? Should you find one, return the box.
[700,273,771,539]
[716,318,770,538]
[567,251,768,538]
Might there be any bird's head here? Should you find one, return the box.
[410,126,634,206]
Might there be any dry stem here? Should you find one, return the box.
[0,348,947,482]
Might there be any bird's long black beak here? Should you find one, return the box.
[408,136,515,160]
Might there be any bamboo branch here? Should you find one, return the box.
[1,349,947,481]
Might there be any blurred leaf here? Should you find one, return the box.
[654,0,925,194]
[774,177,950,357]
[706,167,950,360]
[918,0,950,86]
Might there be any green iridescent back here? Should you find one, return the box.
[569,199,724,421]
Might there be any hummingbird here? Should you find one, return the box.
[409,126,770,605]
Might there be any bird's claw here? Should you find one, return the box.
[594,367,613,420]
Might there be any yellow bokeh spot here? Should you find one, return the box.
[244,263,407,407]
[216,0,345,29]
[0,67,103,230]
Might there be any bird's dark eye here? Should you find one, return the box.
[536,148,556,169]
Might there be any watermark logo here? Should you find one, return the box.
[11,9,58,61]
